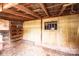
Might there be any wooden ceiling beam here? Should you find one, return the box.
[34,4,63,12]
[47,4,63,9]
[58,6,67,15]
[0,12,26,21]
[0,3,18,12]
[39,3,49,17]
[59,3,75,15]
[3,9,34,20]
[14,5,40,18]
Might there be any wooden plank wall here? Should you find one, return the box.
[23,14,79,54]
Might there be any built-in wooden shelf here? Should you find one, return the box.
[10,21,23,42]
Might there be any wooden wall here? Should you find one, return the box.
[23,20,41,44]
[0,19,10,49]
[0,19,9,30]
[23,14,79,54]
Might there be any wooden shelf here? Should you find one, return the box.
[11,34,23,38]
[10,21,23,42]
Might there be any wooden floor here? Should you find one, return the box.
[0,40,78,56]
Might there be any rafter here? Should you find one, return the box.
[13,5,40,18]
[34,4,63,12]
[3,9,34,20]
[70,4,76,14]
[59,3,75,15]
[0,3,18,12]
[39,3,49,17]
[58,6,67,15]
[0,12,27,21]
[3,3,18,9]
[47,4,63,9]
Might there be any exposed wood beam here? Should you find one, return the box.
[13,5,40,18]
[34,4,63,12]
[47,4,64,9]
[70,4,76,14]
[59,3,75,15]
[58,6,67,15]
[0,16,19,21]
[3,3,18,9]
[63,3,74,7]
[39,3,49,17]
[0,12,27,21]
[0,3,18,12]
[3,9,34,20]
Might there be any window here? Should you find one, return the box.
[44,21,57,30]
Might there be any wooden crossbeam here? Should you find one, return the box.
[39,3,49,17]
[3,9,34,20]
[47,4,63,9]
[0,12,26,21]
[34,4,63,12]
[59,3,75,15]
[14,5,40,18]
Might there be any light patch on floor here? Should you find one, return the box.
[0,40,78,56]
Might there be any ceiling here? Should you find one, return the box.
[0,3,78,21]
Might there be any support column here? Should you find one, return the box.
[41,18,43,44]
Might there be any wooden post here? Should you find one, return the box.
[41,17,43,43]
[2,3,4,11]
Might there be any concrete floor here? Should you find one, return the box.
[0,40,78,56]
